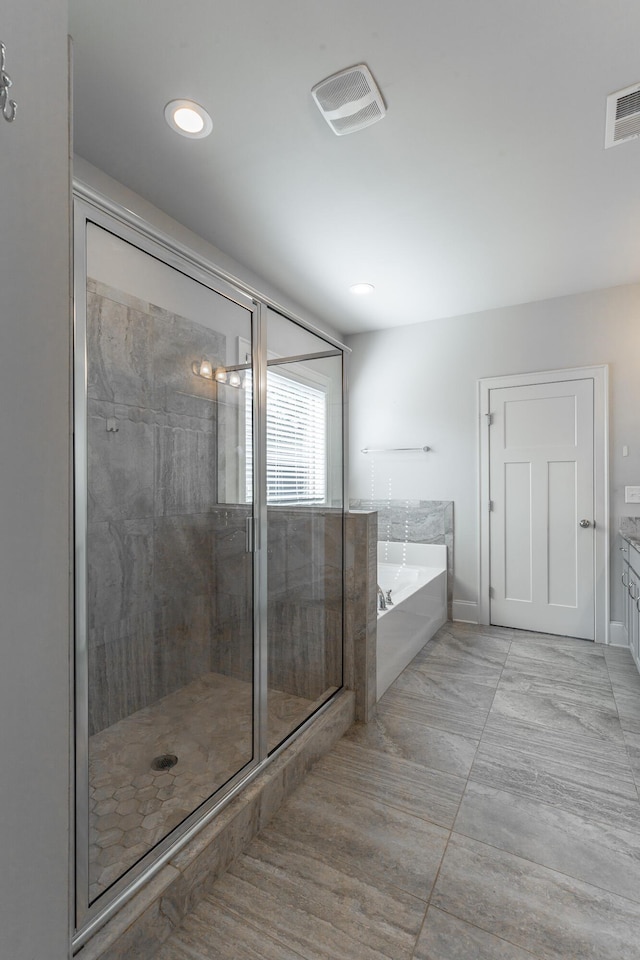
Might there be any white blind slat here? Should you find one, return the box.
[244,369,327,504]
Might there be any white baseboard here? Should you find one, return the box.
[452,600,479,623]
[608,621,629,648]
[451,606,625,641]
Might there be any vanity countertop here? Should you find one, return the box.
[620,522,640,569]
[620,518,640,548]
[621,532,640,546]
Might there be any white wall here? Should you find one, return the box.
[75,156,345,347]
[0,2,71,958]
[347,283,640,623]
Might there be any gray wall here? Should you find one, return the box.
[347,283,640,624]
[0,2,71,957]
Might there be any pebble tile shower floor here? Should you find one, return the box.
[89,672,329,900]
[152,623,640,959]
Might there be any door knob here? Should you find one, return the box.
[579,519,591,528]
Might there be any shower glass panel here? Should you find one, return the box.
[82,223,255,903]
[265,309,344,751]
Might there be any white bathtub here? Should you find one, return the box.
[376,542,447,700]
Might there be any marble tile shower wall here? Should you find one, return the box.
[87,279,229,736]
[87,280,342,735]
[267,509,343,701]
[349,498,454,613]
[208,507,343,701]
[208,506,253,685]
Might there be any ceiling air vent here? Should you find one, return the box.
[605,81,640,148]
[311,64,386,136]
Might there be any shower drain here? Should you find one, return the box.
[151,754,178,772]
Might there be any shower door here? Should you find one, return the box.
[74,194,347,936]
[264,309,344,751]
[76,210,258,917]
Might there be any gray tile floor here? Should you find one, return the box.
[155,623,640,959]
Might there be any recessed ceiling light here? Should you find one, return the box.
[164,99,212,139]
[349,283,375,296]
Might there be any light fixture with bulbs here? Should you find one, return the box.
[192,358,246,388]
[349,282,375,296]
[192,358,213,379]
[164,99,213,139]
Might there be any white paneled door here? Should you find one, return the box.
[489,378,595,638]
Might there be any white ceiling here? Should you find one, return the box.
[69,0,640,336]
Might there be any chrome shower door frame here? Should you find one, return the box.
[72,183,349,949]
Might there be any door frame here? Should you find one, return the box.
[478,365,609,642]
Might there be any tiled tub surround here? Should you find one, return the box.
[153,624,640,960]
[350,498,454,616]
[376,541,447,699]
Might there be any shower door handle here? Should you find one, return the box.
[246,516,258,553]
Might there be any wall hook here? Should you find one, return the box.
[1,42,17,123]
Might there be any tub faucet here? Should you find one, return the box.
[377,585,387,611]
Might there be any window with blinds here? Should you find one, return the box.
[245,370,327,504]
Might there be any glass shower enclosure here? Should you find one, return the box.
[73,191,346,936]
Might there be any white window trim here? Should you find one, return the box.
[236,337,336,507]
